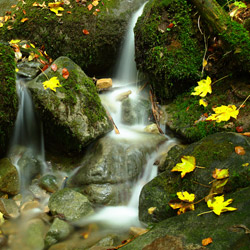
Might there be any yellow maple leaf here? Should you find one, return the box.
[212,168,229,179]
[199,99,208,107]
[148,207,156,214]
[171,156,196,178]
[191,76,212,97]
[92,0,99,6]
[43,77,62,92]
[207,105,239,123]
[49,2,64,16]
[207,195,237,215]
[177,191,195,202]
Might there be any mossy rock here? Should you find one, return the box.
[0,44,18,157]
[0,0,145,76]
[27,56,113,154]
[134,0,203,101]
[123,186,250,250]
[139,132,250,224]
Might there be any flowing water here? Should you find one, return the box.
[5,1,178,248]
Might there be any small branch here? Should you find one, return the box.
[212,74,230,85]
[192,180,210,188]
[197,210,213,216]
[106,110,120,134]
[238,94,250,111]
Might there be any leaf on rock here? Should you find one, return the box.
[51,63,57,72]
[212,168,229,179]
[43,76,62,92]
[148,207,156,215]
[191,76,212,97]
[235,146,245,155]
[207,105,239,123]
[177,191,195,202]
[242,163,249,167]
[202,237,213,246]
[88,4,93,10]
[171,156,196,178]
[62,68,69,79]
[207,195,237,215]
[169,199,195,215]
[21,17,28,22]
[177,203,195,215]
[83,29,90,35]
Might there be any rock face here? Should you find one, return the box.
[27,57,113,154]
[48,188,94,221]
[122,186,250,250]
[68,133,167,205]
[0,44,18,157]
[0,0,146,76]
[139,132,250,224]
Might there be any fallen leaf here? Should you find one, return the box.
[199,99,208,107]
[28,52,36,61]
[236,126,244,133]
[202,237,213,246]
[177,191,195,202]
[207,195,237,215]
[15,68,19,72]
[92,0,99,6]
[51,63,57,72]
[88,4,93,10]
[191,76,212,97]
[167,23,174,29]
[41,65,49,71]
[242,132,250,137]
[9,39,21,44]
[169,200,195,215]
[0,212,4,226]
[23,9,26,15]
[242,163,249,167]
[82,29,89,35]
[0,23,3,28]
[202,59,208,68]
[235,146,245,155]
[48,2,64,8]
[21,17,29,22]
[207,105,239,123]
[171,156,196,178]
[43,76,62,92]
[177,203,195,215]
[212,168,229,179]
[148,207,156,214]
[62,68,69,79]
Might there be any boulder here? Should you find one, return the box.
[27,57,113,154]
[68,133,167,205]
[48,188,94,221]
[0,0,146,76]
[0,198,19,219]
[139,132,250,224]
[121,186,250,250]
[144,123,160,134]
[96,78,112,90]
[0,158,19,195]
[39,174,59,193]
[0,44,18,157]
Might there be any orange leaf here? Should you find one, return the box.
[21,18,29,23]
[236,126,243,133]
[242,132,250,137]
[67,11,72,14]
[51,63,57,72]
[83,29,89,35]
[11,5,17,8]
[23,9,26,15]
[42,65,49,72]
[88,4,93,11]
[167,23,174,29]
[235,146,245,155]
[202,237,213,246]
[62,68,69,79]
[40,59,47,65]
[95,9,100,12]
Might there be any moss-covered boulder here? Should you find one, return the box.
[122,186,250,250]
[0,44,18,157]
[0,0,145,76]
[134,0,202,101]
[139,132,250,224]
[27,56,113,154]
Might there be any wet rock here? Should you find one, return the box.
[0,158,19,195]
[45,218,73,248]
[144,123,160,134]
[17,61,43,79]
[20,200,40,215]
[121,98,151,125]
[139,132,250,224]
[48,188,94,221]
[0,198,19,219]
[39,174,59,193]
[27,57,113,154]
[68,133,167,205]
[0,234,7,248]
[115,90,132,101]
[96,78,112,90]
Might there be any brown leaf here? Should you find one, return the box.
[202,237,213,246]
[235,146,245,155]
[62,68,69,79]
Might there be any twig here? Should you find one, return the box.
[211,74,230,85]
[106,110,120,134]
[197,210,213,216]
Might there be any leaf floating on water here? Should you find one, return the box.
[171,156,196,178]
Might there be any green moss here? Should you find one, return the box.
[0,44,17,157]
[134,0,203,101]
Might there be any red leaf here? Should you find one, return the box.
[167,23,174,29]
[236,126,243,133]
[51,63,57,72]
[62,68,69,79]
[41,65,49,72]
[83,29,89,35]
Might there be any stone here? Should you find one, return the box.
[39,174,59,193]
[144,123,160,134]
[96,78,112,90]
[27,56,113,154]
[115,90,132,101]
[17,61,43,79]
[139,132,250,224]
[48,188,94,221]
[45,218,73,248]
[0,198,19,219]
[0,158,19,195]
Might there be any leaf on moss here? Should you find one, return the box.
[191,76,212,97]
[171,156,196,178]
[212,168,229,179]
[202,237,213,246]
[148,207,156,215]
[43,76,62,92]
[199,99,208,107]
[235,146,245,155]
[177,191,195,202]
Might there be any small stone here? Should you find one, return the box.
[20,200,40,215]
[0,198,20,219]
[115,90,132,101]
[144,123,160,134]
[39,175,59,193]
[129,227,148,236]
[96,78,112,90]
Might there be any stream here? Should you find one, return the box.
[3,2,178,249]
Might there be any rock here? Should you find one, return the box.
[0,158,19,195]
[139,132,250,224]
[115,90,132,101]
[0,198,19,218]
[48,188,94,221]
[0,44,18,157]
[27,57,113,154]
[39,174,59,193]
[96,78,112,90]
[121,98,151,125]
[0,0,18,16]
[17,61,43,79]
[20,200,40,215]
[0,234,7,248]
[122,186,250,250]
[144,123,160,134]
[68,133,167,205]
[45,218,73,248]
